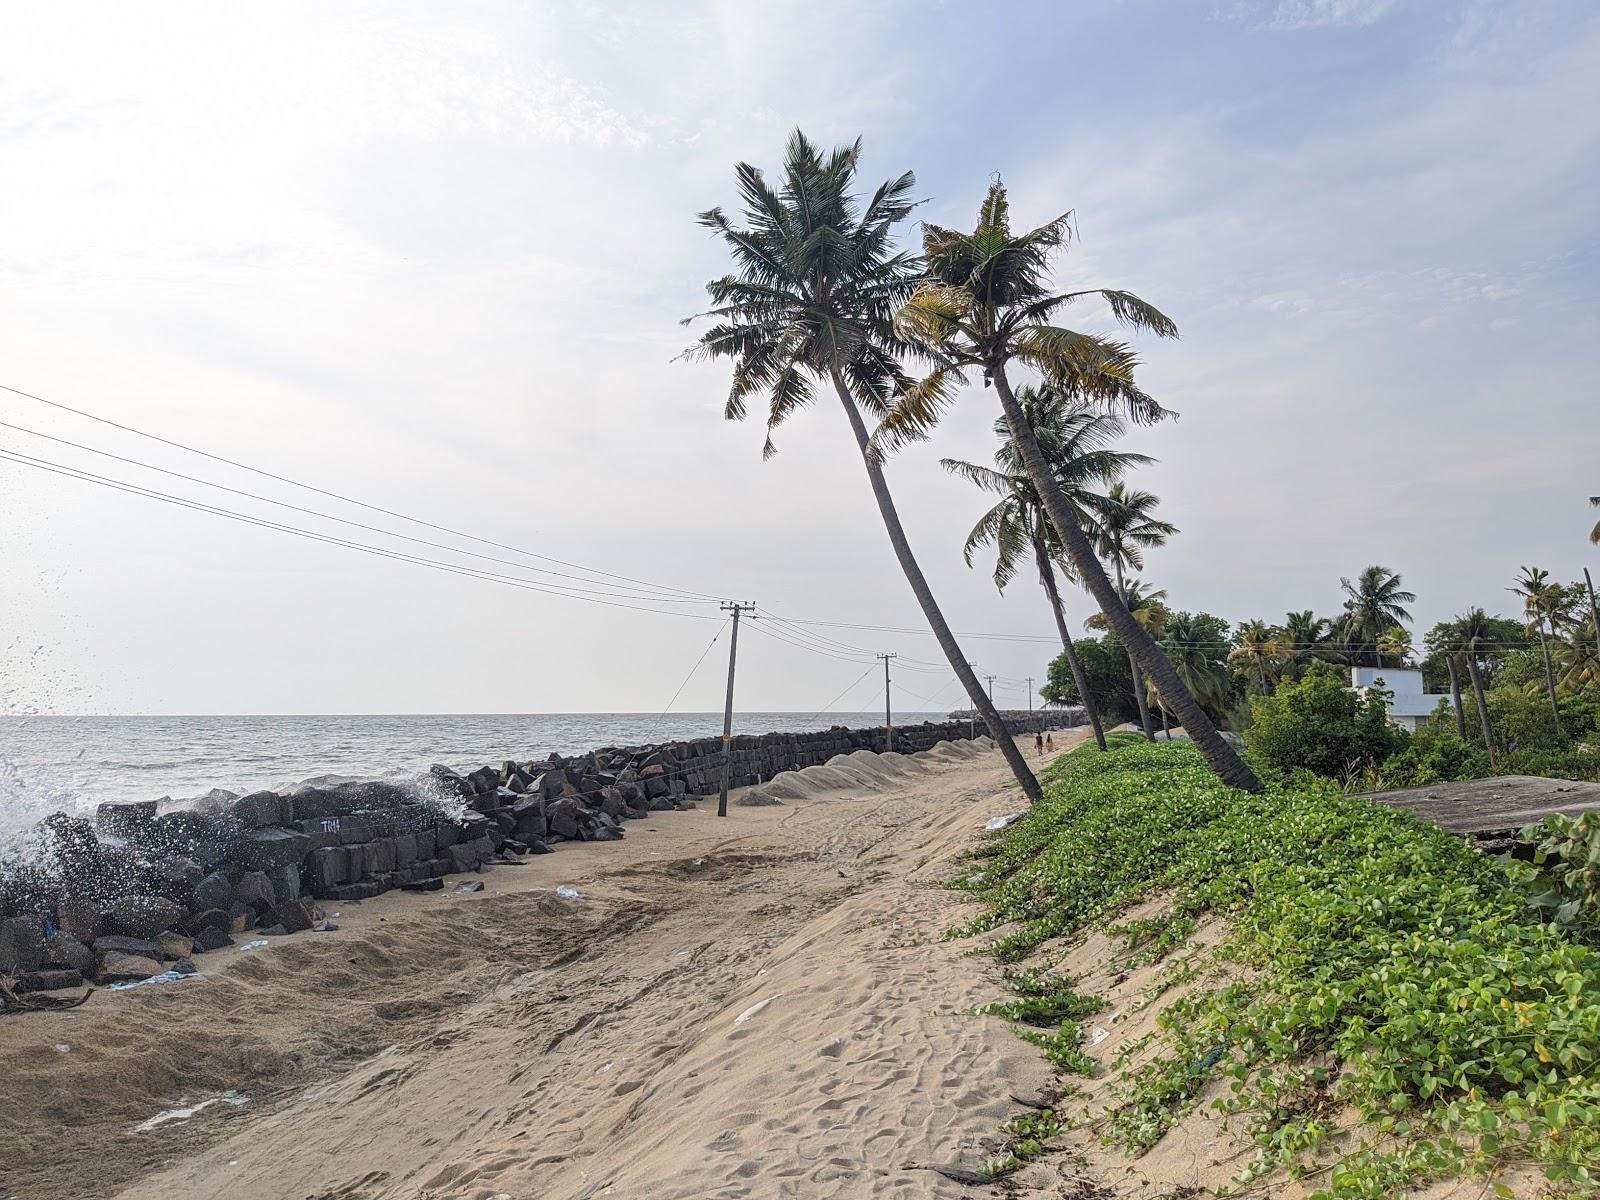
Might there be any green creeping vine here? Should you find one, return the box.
[962,740,1600,1197]
[980,1108,1066,1179]
[979,967,1105,1076]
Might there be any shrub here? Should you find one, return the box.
[1042,633,1140,725]
[1486,686,1570,752]
[1243,661,1408,782]
[1509,811,1600,939]
[1379,723,1492,788]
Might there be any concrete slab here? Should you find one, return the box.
[1357,775,1600,839]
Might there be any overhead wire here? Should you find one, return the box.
[639,617,732,745]
[0,379,722,602]
[0,448,723,621]
[796,665,879,729]
[0,417,711,604]
[2,385,1554,661]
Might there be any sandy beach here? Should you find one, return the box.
[3,737,1071,1200]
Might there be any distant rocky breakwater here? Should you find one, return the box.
[0,713,1077,1003]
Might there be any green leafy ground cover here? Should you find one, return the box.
[960,739,1600,1197]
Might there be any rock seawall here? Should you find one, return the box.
[0,712,1078,996]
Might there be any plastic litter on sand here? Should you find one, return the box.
[132,1090,248,1134]
[109,970,202,992]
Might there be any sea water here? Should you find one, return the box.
[0,711,941,837]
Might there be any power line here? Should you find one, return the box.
[0,379,722,603]
[641,617,732,745]
[797,664,878,729]
[741,619,880,665]
[1,387,1556,661]
[0,448,723,622]
[0,417,713,603]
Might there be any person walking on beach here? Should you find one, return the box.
[1046,732,1055,752]
[1034,731,1044,755]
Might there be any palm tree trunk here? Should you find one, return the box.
[1446,655,1468,739]
[1465,652,1497,764]
[1586,569,1600,648]
[1111,558,1157,743]
[990,364,1263,793]
[1537,619,1562,727]
[828,365,1041,803]
[1034,533,1106,750]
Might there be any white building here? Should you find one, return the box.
[1350,666,1453,733]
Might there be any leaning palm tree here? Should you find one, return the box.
[1339,566,1415,667]
[1092,481,1178,740]
[684,132,1040,802]
[1510,565,1564,724]
[889,184,1261,792]
[1590,496,1599,545]
[1456,607,1501,762]
[943,388,1151,752]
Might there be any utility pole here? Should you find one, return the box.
[984,674,996,703]
[1025,677,1034,715]
[1586,569,1600,650]
[878,653,897,752]
[717,601,757,818]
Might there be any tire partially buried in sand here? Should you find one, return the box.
[735,737,995,806]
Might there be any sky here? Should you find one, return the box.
[1,0,1596,717]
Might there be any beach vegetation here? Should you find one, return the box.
[964,739,1600,1196]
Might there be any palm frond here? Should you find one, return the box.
[867,366,959,460]
[1054,288,1179,339]
[940,457,1014,496]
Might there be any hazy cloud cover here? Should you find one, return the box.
[1,1,1595,716]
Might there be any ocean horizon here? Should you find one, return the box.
[0,710,954,832]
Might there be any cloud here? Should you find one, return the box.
[1215,0,1399,31]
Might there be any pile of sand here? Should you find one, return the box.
[736,736,992,806]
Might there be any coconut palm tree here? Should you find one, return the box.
[942,388,1152,752]
[1425,617,1471,739]
[1283,610,1339,679]
[1558,622,1600,692]
[685,132,1041,802]
[1377,627,1413,665]
[1085,579,1168,633]
[1339,566,1415,668]
[1229,619,1290,694]
[1161,611,1232,724]
[1589,496,1599,545]
[1456,607,1501,762]
[1091,482,1178,741]
[1510,565,1564,724]
[1085,580,1169,733]
[888,181,1261,791]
